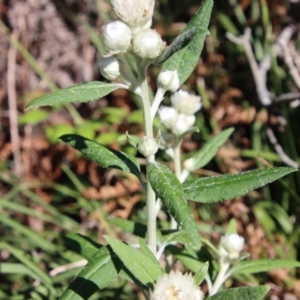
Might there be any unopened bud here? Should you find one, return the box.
[133,29,165,59]
[102,21,132,56]
[171,90,202,115]
[219,234,244,261]
[100,56,120,80]
[138,136,158,157]
[157,70,180,92]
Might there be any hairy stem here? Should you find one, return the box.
[136,56,157,255]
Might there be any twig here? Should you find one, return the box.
[226,29,272,106]
[49,259,87,277]
[273,24,300,89]
[7,30,22,176]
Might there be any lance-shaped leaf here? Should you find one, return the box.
[161,0,213,85]
[25,81,127,109]
[148,162,201,248]
[183,167,297,203]
[64,233,101,260]
[154,27,207,65]
[206,286,270,300]
[184,128,234,171]
[60,245,122,300]
[60,134,143,184]
[230,259,300,276]
[105,236,164,287]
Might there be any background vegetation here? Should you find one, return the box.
[0,0,300,299]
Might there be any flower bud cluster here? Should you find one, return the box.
[100,0,165,63]
[158,90,202,136]
[219,233,244,262]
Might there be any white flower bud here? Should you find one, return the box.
[158,106,178,129]
[102,21,132,56]
[110,0,154,34]
[138,136,158,157]
[183,157,196,171]
[100,56,120,80]
[172,114,195,136]
[171,89,202,115]
[219,234,244,261]
[157,70,180,92]
[133,29,165,59]
[151,270,204,300]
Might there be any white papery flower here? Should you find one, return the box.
[100,56,120,80]
[151,270,203,300]
[133,29,165,59]
[172,114,195,136]
[219,233,245,261]
[110,0,155,34]
[158,106,178,129]
[171,90,202,115]
[102,20,132,56]
[157,70,180,92]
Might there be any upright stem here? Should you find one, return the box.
[170,140,183,230]
[136,57,157,255]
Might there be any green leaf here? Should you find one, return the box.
[108,218,147,237]
[104,236,164,287]
[64,233,101,260]
[226,219,237,234]
[138,237,162,268]
[148,162,201,248]
[25,81,127,109]
[206,286,270,300]
[183,167,297,203]
[230,259,300,275]
[19,109,50,124]
[60,134,143,183]
[154,27,207,65]
[194,261,209,286]
[0,215,56,252]
[161,0,213,85]
[185,128,234,170]
[60,246,122,300]
[161,230,195,248]
[0,242,53,292]
[167,246,208,273]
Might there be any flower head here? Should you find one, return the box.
[157,70,180,92]
[102,20,132,56]
[100,56,121,80]
[158,106,178,129]
[133,29,165,59]
[151,270,203,300]
[138,136,158,157]
[172,114,195,136]
[110,0,155,34]
[219,233,244,261]
[171,90,202,115]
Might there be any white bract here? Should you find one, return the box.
[157,70,180,92]
[102,20,132,56]
[100,56,121,80]
[171,89,202,115]
[138,136,159,157]
[151,270,203,300]
[133,29,165,59]
[110,0,155,34]
[219,233,245,261]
